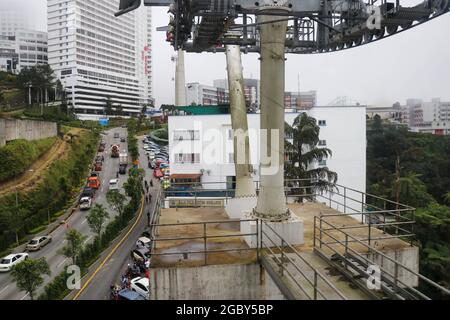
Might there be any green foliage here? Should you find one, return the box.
[60,229,86,265]
[0,137,57,182]
[22,105,76,122]
[127,118,140,161]
[106,190,127,216]
[367,120,450,297]
[284,113,338,198]
[0,130,99,253]
[86,204,109,237]
[38,267,72,300]
[11,258,50,300]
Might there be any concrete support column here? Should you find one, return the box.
[226,44,256,198]
[254,11,290,221]
[175,49,187,106]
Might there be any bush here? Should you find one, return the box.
[0,137,56,182]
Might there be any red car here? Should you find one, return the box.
[153,169,163,179]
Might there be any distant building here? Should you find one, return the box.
[0,30,48,73]
[366,104,402,123]
[0,35,19,73]
[402,98,450,135]
[214,78,260,109]
[186,83,229,106]
[284,91,317,110]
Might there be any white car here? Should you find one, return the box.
[130,277,149,299]
[136,236,151,248]
[109,179,119,190]
[0,253,29,272]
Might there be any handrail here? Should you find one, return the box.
[314,216,450,299]
[261,220,347,300]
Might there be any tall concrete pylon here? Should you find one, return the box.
[253,10,290,221]
[175,49,186,106]
[225,44,256,198]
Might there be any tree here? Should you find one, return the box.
[86,204,109,237]
[107,190,127,216]
[390,172,436,209]
[11,258,50,300]
[1,208,27,245]
[60,229,86,265]
[284,113,338,199]
[104,97,113,116]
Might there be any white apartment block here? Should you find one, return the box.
[47,0,152,120]
[168,106,367,195]
[214,78,260,109]
[186,83,229,106]
[0,30,48,73]
[403,98,450,135]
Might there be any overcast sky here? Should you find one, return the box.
[6,0,450,107]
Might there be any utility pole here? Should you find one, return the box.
[174,49,186,106]
[253,10,290,221]
[225,44,256,198]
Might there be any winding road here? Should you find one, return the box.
[0,127,129,300]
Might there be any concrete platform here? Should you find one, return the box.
[152,207,256,268]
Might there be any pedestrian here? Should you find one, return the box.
[149,194,152,203]
[145,180,148,188]
[116,171,119,178]
[147,211,151,226]
[150,180,153,187]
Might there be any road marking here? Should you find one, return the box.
[84,235,93,244]
[20,293,29,300]
[57,258,68,269]
[0,285,9,295]
[73,196,145,300]
[81,219,87,225]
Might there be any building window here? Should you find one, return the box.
[318,120,327,126]
[175,153,200,164]
[173,130,200,141]
[228,153,234,164]
[318,140,327,146]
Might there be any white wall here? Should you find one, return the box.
[168,106,366,195]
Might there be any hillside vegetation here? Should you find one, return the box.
[0,137,57,182]
[367,116,450,297]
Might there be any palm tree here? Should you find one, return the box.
[285,113,338,201]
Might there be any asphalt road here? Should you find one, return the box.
[0,127,129,300]
[75,136,158,300]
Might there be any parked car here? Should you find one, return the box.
[130,277,149,299]
[0,253,29,272]
[26,236,52,251]
[114,132,120,138]
[109,179,119,190]
[131,248,150,263]
[116,289,145,300]
[136,237,151,248]
[120,137,126,143]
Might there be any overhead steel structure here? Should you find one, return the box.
[117,0,450,53]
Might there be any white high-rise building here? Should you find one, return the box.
[47,0,152,120]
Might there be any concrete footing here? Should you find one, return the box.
[241,211,304,248]
[225,196,258,219]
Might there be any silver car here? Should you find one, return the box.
[26,236,52,251]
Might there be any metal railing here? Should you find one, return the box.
[259,220,347,300]
[149,219,259,266]
[165,179,416,245]
[313,216,450,300]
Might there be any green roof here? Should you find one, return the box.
[175,105,230,115]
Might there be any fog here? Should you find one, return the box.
[3,0,450,107]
